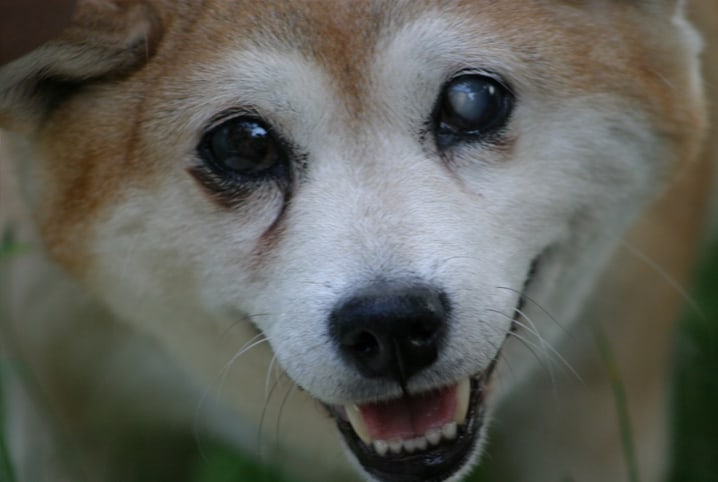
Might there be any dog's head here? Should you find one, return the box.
[0,1,706,480]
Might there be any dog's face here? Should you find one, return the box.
[0,1,707,480]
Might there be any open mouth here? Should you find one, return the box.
[324,251,544,481]
[328,362,497,482]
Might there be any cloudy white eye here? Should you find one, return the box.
[434,74,514,149]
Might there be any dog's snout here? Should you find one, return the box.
[329,284,449,384]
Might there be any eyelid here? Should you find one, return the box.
[448,69,515,97]
[204,108,263,133]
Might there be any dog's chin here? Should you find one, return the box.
[325,363,496,482]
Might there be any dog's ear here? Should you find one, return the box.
[0,0,163,133]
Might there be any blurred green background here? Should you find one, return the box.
[667,241,718,482]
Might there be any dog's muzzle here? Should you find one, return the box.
[317,248,543,481]
[323,283,495,481]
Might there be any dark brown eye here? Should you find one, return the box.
[199,116,287,180]
[435,74,513,149]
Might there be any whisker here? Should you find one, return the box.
[620,239,705,320]
[486,308,569,384]
[193,333,269,459]
[495,286,569,334]
[275,381,298,445]
[218,334,270,397]
[510,306,580,381]
[512,313,581,382]
[265,354,278,399]
[220,312,272,338]
[490,287,580,381]
[257,375,282,459]
[482,322,518,383]
[507,330,557,387]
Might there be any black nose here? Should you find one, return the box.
[329,283,450,384]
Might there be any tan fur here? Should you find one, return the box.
[0,1,715,481]
[494,4,718,479]
[13,1,710,274]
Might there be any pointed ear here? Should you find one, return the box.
[0,0,163,132]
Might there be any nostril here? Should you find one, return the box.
[408,320,439,346]
[345,330,381,357]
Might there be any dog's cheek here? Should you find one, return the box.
[31,109,144,278]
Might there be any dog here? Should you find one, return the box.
[1,1,716,481]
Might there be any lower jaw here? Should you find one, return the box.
[332,368,494,482]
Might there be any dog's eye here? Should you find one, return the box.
[199,117,286,180]
[435,74,513,149]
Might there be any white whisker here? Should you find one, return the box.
[257,374,282,458]
[486,307,580,383]
[193,332,269,459]
[265,353,278,399]
[495,285,569,334]
[513,313,581,382]
[507,330,557,387]
[620,239,705,319]
[218,333,270,397]
[275,382,298,444]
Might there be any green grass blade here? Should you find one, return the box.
[592,324,640,482]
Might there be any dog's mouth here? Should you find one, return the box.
[323,252,544,481]
[327,363,496,482]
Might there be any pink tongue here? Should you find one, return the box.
[358,385,457,441]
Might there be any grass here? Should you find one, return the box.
[668,242,718,482]
[0,227,29,259]
[189,444,286,482]
[0,233,716,482]
[592,324,640,482]
[0,376,16,482]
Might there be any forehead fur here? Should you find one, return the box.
[151,0,701,118]
[32,0,704,273]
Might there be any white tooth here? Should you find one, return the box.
[345,404,372,445]
[415,436,428,451]
[404,439,418,453]
[454,378,471,425]
[373,440,389,457]
[442,421,458,440]
[389,440,403,454]
[426,429,442,446]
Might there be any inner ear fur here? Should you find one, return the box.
[0,0,163,132]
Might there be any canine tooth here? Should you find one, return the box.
[389,440,403,454]
[426,429,442,446]
[373,440,389,457]
[345,404,372,445]
[455,378,471,425]
[442,421,458,440]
